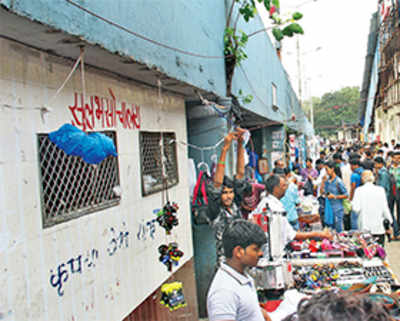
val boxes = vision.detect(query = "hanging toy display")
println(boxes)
[158,242,184,271]
[160,281,187,311]
[156,202,179,234]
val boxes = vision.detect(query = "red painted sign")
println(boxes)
[69,88,141,131]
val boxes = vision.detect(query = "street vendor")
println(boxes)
[207,128,250,265]
[249,174,332,258]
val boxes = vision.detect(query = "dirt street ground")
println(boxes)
[386,240,400,279]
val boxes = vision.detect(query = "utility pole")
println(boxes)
[296,37,302,105]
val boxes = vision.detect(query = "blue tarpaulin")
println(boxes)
[49,124,117,164]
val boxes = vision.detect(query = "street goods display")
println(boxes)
[291,258,398,294]
[156,202,179,234]
[287,231,387,260]
[158,242,184,272]
[160,281,187,311]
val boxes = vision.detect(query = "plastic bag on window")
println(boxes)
[49,123,117,164]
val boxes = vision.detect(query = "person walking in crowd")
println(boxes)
[300,158,318,196]
[281,168,301,230]
[314,160,327,226]
[300,158,318,182]
[291,157,301,175]
[320,161,348,232]
[332,153,343,178]
[362,150,375,170]
[207,220,270,321]
[389,151,400,232]
[207,128,249,265]
[317,150,326,165]
[352,170,392,247]
[349,158,364,230]
[375,156,399,239]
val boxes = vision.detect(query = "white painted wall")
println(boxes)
[0,38,193,321]
[375,105,400,144]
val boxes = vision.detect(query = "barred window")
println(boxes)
[38,131,121,228]
[139,132,179,196]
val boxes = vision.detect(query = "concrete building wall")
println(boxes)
[0,0,227,97]
[375,105,400,143]
[0,37,193,321]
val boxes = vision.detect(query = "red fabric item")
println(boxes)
[262,300,283,312]
[192,171,208,205]
[253,213,269,232]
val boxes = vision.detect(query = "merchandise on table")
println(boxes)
[291,258,399,294]
[287,230,387,260]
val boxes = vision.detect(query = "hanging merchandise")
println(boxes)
[156,132,180,234]
[191,170,210,225]
[156,202,179,234]
[160,281,187,311]
[158,242,184,271]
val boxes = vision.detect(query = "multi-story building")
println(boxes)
[361,0,400,143]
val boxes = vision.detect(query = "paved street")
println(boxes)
[386,240,400,279]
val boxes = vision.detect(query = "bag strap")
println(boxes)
[192,170,204,205]
[200,174,208,205]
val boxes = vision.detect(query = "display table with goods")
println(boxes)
[250,210,400,320]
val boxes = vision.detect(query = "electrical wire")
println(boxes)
[65,0,227,60]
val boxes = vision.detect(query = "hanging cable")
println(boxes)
[65,0,228,60]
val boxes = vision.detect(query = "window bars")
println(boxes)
[38,131,121,228]
[139,132,179,196]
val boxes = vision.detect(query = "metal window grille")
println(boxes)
[139,132,179,196]
[37,131,121,228]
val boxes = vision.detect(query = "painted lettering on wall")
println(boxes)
[49,249,99,296]
[106,222,130,256]
[69,88,141,131]
[137,210,159,241]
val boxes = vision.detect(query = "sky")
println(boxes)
[271,0,378,99]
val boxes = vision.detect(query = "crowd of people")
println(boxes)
[204,128,399,321]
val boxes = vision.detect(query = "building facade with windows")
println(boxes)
[0,1,312,320]
[0,37,197,321]
[361,1,400,143]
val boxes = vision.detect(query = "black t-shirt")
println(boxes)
[362,159,375,170]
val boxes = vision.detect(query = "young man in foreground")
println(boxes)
[207,220,270,321]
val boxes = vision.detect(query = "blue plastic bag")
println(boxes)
[48,124,117,164]
[324,198,334,227]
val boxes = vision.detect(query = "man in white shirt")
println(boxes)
[352,170,393,246]
[207,220,270,321]
[249,175,332,258]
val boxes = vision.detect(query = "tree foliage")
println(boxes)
[225,0,304,96]
[311,86,361,138]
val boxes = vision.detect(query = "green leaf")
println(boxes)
[282,25,294,37]
[292,12,303,20]
[264,0,271,11]
[272,0,280,9]
[244,94,253,104]
[272,27,284,41]
[240,32,249,43]
[288,23,304,34]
